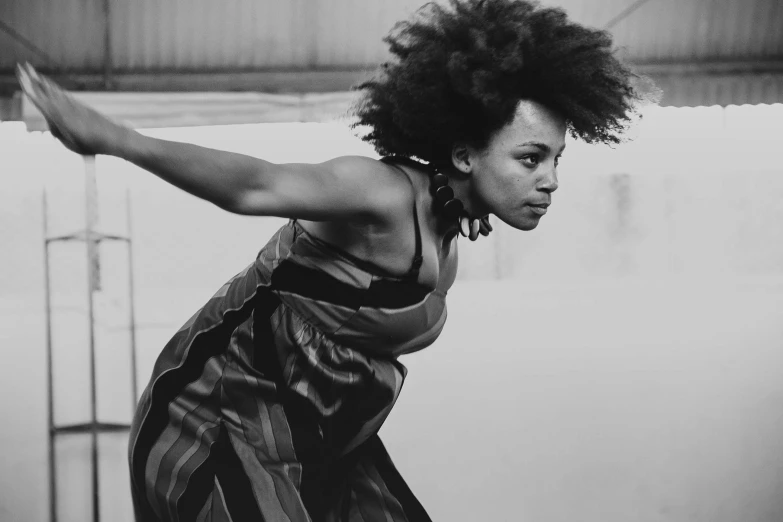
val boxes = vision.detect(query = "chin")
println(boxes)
[516,222,540,231]
[497,214,541,231]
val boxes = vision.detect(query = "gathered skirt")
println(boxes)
[127,264,432,522]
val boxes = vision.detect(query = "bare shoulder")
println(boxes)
[324,155,410,191]
[240,154,412,222]
[321,155,415,222]
[296,156,418,266]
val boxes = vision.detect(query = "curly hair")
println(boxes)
[351,0,644,167]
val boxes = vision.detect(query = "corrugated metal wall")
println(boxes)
[561,0,783,62]
[1,0,782,106]
[1,0,422,70]
[0,0,106,70]
[112,0,310,69]
[3,0,781,70]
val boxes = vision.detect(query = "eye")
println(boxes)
[520,154,540,167]
[554,154,562,167]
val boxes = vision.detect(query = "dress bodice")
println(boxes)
[261,220,450,357]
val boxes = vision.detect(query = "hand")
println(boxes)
[16,63,130,155]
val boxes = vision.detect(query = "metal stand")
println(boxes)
[43,155,138,522]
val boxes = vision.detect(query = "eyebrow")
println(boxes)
[517,141,566,154]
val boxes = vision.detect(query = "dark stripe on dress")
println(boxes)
[250,287,283,376]
[215,423,266,521]
[176,425,222,522]
[252,290,332,520]
[365,279,431,310]
[157,374,223,519]
[223,320,310,519]
[131,289,261,515]
[272,259,432,311]
[366,436,432,522]
[271,260,365,310]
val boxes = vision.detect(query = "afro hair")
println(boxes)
[351,0,645,167]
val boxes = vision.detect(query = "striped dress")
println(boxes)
[128,175,452,521]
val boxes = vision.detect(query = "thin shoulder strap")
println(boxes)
[407,197,424,279]
[381,157,423,280]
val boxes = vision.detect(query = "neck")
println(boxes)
[387,156,486,241]
[438,164,485,219]
[393,158,457,240]
[434,162,489,223]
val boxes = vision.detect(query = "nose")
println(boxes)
[538,166,558,194]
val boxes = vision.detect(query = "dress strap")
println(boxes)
[381,157,424,280]
[407,199,424,279]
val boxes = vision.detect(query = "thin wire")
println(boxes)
[0,19,60,68]
[603,0,657,30]
[0,19,84,88]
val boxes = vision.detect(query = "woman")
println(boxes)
[18,0,642,520]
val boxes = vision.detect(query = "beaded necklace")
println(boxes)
[386,156,492,241]
[428,165,493,241]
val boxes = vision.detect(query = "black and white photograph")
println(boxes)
[1,1,782,521]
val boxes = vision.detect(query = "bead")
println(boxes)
[425,166,491,238]
[469,218,480,241]
[429,173,449,197]
[459,216,469,237]
[434,185,454,207]
[442,198,463,219]
[481,216,493,232]
[431,173,449,188]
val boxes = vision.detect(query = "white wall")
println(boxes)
[1,105,782,521]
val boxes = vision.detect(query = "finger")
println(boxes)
[25,64,72,125]
[26,62,40,81]
[19,74,64,137]
[25,62,44,86]
[18,67,50,117]
[479,220,490,236]
[28,65,82,119]
[22,63,39,91]
[29,65,59,98]
[17,64,37,100]
[19,64,48,106]
[26,63,55,99]
[20,71,59,129]
[15,63,26,87]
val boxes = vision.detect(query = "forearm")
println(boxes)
[110,129,270,211]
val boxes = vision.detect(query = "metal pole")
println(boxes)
[603,0,656,29]
[43,190,57,522]
[102,0,113,90]
[126,188,139,408]
[84,155,100,522]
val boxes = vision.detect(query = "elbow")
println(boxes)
[216,195,251,215]
[219,189,266,216]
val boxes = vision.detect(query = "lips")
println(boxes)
[528,202,549,215]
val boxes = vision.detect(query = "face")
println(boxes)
[461,99,567,231]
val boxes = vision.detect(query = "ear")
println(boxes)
[450,143,473,179]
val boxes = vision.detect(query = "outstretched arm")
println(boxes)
[16,63,405,222]
[115,133,395,220]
